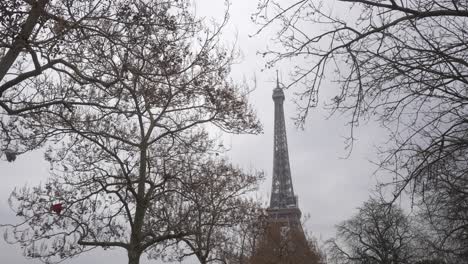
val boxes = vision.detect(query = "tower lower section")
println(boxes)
[251,207,321,264]
[266,207,302,227]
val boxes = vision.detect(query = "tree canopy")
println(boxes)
[327,198,416,264]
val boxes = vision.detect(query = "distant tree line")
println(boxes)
[327,198,457,264]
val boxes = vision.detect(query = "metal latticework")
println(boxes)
[249,77,313,264]
[268,78,302,228]
[270,82,297,209]
[247,77,315,264]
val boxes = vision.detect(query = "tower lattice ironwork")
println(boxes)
[267,76,302,227]
[249,75,318,264]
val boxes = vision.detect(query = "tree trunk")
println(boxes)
[127,147,147,264]
[128,250,140,264]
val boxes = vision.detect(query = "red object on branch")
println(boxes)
[50,203,63,215]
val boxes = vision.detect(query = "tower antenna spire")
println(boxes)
[276,70,280,89]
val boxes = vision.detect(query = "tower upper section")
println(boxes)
[269,78,297,209]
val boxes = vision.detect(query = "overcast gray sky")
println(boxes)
[0,1,385,263]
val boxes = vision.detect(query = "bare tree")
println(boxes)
[2,0,241,159]
[153,162,263,264]
[251,222,324,264]
[0,0,122,107]
[327,198,417,264]
[5,141,262,264]
[1,0,124,157]
[185,205,325,264]
[412,149,468,263]
[253,1,468,260]
[2,1,262,264]
[215,202,267,264]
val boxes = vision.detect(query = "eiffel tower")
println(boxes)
[266,74,302,228]
[250,75,320,264]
